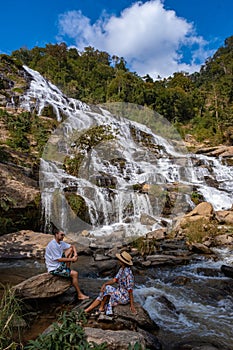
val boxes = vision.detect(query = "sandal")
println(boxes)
[98,313,114,321]
[91,309,104,316]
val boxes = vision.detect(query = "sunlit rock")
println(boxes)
[13,272,72,298]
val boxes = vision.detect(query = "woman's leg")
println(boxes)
[99,296,109,312]
[84,299,101,313]
[105,289,125,315]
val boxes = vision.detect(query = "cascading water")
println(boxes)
[0,65,227,350]
[19,66,233,238]
[134,247,233,349]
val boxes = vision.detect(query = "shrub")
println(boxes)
[184,218,219,243]
[25,310,107,350]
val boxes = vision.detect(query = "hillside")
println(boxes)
[0,37,233,235]
[9,35,233,145]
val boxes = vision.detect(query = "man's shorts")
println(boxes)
[50,262,71,278]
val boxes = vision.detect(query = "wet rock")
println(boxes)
[137,328,162,350]
[196,267,221,278]
[190,243,213,254]
[160,239,188,251]
[173,340,227,350]
[145,254,191,266]
[90,259,118,277]
[140,213,157,226]
[172,276,191,285]
[94,253,112,261]
[113,303,158,332]
[141,260,152,267]
[221,265,233,278]
[156,295,178,313]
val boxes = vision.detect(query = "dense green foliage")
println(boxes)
[25,310,107,350]
[10,36,233,145]
[0,109,58,155]
[0,285,24,349]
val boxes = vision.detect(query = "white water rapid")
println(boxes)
[19,66,233,239]
[134,247,233,349]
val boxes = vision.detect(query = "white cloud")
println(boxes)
[58,0,210,78]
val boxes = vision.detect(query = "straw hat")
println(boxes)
[116,251,133,266]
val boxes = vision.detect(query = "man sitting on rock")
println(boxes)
[45,228,89,300]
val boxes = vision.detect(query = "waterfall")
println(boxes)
[20,66,233,236]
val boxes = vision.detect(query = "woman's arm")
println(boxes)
[100,278,117,292]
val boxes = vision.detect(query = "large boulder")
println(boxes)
[84,328,147,350]
[221,265,233,278]
[74,302,161,350]
[13,272,72,298]
[216,210,233,225]
[0,230,83,259]
[185,202,214,218]
[195,145,233,157]
[41,301,161,349]
[173,202,214,233]
[0,230,51,259]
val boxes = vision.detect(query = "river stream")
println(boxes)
[0,248,233,349]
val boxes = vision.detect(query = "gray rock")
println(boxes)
[190,243,212,254]
[112,303,158,332]
[13,272,71,298]
[80,303,161,349]
[84,327,146,350]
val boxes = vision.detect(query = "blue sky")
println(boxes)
[1,0,232,78]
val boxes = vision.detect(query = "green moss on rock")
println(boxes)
[64,124,116,177]
[65,193,90,223]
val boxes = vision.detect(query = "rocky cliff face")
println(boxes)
[0,56,56,234]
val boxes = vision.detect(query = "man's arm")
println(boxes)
[71,244,78,257]
[59,244,78,263]
[58,253,78,263]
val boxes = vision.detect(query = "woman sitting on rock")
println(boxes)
[85,251,137,316]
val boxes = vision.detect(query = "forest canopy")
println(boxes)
[7,35,233,145]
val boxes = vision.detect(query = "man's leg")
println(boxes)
[64,247,74,268]
[70,270,89,300]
